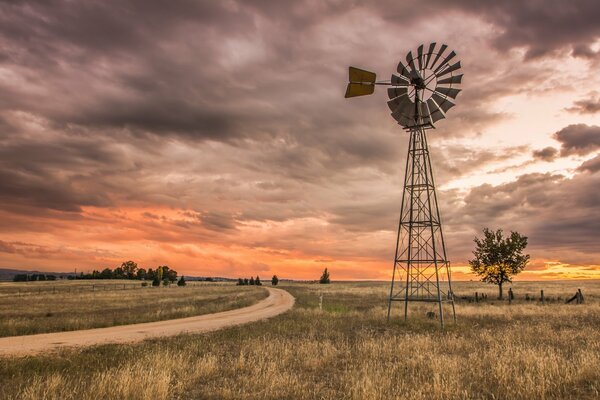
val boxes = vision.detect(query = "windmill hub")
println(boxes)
[345,43,461,328]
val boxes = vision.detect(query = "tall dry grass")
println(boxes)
[1,281,599,399]
[0,280,267,337]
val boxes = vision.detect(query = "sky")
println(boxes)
[0,0,599,280]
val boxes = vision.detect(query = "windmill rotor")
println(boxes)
[345,43,462,129]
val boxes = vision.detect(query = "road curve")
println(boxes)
[0,287,294,357]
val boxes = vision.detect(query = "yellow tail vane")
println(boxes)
[345,82,375,98]
[345,67,377,98]
[348,66,376,84]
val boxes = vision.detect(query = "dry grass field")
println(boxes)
[1,280,599,399]
[0,280,267,337]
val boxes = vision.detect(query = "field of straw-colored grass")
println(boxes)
[0,280,267,337]
[1,280,599,399]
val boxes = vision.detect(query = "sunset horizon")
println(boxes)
[1,1,600,282]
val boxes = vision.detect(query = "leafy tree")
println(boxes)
[469,228,530,299]
[255,276,262,286]
[113,267,125,279]
[249,276,255,285]
[244,278,249,285]
[237,278,244,286]
[271,275,279,286]
[100,268,113,279]
[121,261,138,279]
[166,269,178,282]
[177,276,186,286]
[136,268,147,280]
[319,268,330,284]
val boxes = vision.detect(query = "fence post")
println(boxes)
[508,288,513,304]
[540,290,545,304]
[475,292,479,303]
[319,292,323,311]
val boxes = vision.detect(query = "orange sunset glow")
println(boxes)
[1,2,600,280]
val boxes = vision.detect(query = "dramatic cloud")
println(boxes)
[554,124,600,156]
[532,146,559,162]
[566,92,600,114]
[0,1,599,279]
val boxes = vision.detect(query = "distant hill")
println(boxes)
[0,268,74,281]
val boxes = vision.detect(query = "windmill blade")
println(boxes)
[429,44,448,70]
[427,98,446,123]
[417,44,424,70]
[431,92,455,113]
[406,51,417,72]
[437,74,463,86]
[391,74,409,86]
[345,83,375,98]
[436,61,461,79]
[388,86,408,100]
[424,42,436,68]
[397,61,411,80]
[434,50,457,73]
[435,86,461,99]
[389,95,414,115]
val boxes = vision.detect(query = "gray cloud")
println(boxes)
[566,92,600,114]
[577,154,600,173]
[554,124,600,156]
[0,0,599,273]
[532,146,559,161]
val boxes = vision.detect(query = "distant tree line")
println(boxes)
[19,261,183,286]
[13,274,57,282]
[237,276,262,286]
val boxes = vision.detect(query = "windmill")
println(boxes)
[345,43,461,327]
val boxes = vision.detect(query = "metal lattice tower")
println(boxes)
[345,42,460,327]
[387,123,455,327]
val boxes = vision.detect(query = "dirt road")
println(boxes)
[0,287,294,357]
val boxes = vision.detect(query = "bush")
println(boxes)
[152,277,161,287]
[255,276,262,286]
[177,276,186,286]
[271,275,279,286]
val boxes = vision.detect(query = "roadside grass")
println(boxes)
[1,281,599,399]
[0,281,267,337]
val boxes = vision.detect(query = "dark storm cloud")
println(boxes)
[438,0,600,59]
[452,169,600,263]
[566,92,600,114]
[532,146,558,161]
[0,0,599,273]
[554,124,600,156]
[577,154,600,173]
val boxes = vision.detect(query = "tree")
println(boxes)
[244,278,249,285]
[136,268,147,280]
[271,275,279,286]
[249,276,255,285]
[237,278,244,286]
[469,228,530,299]
[152,276,161,287]
[121,261,138,279]
[255,276,262,286]
[113,267,125,279]
[177,276,186,286]
[100,268,113,279]
[319,268,330,284]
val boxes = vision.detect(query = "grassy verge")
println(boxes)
[0,281,268,337]
[1,281,599,399]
